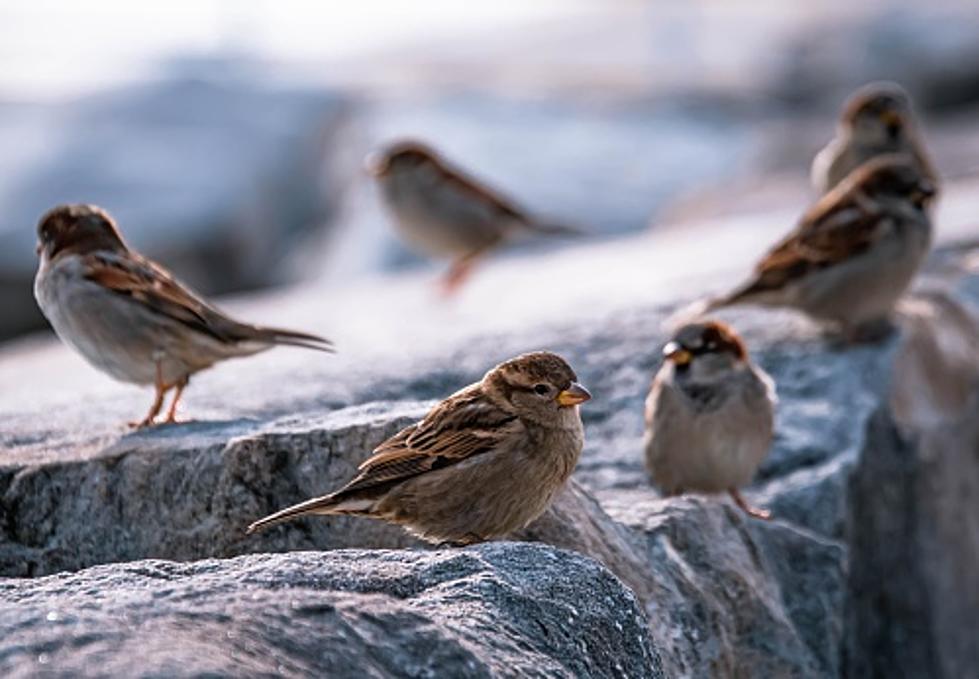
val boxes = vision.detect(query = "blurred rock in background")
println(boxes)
[0,59,358,340]
[3,1,979,343]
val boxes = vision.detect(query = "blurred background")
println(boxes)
[2,0,979,342]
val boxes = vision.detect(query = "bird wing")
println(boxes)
[736,192,887,296]
[334,385,522,497]
[81,250,240,342]
[439,162,531,223]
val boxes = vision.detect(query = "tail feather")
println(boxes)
[246,494,343,535]
[662,287,751,331]
[253,326,335,353]
[525,219,587,238]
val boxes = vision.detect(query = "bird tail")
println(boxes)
[662,289,745,330]
[251,326,335,353]
[246,493,372,535]
[526,219,587,238]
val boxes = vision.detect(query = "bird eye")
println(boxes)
[533,384,550,395]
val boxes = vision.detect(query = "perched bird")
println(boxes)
[367,140,579,293]
[247,351,591,545]
[33,204,333,428]
[644,321,776,519]
[707,154,935,340]
[812,81,936,195]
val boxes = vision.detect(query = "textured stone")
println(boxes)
[0,545,662,679]
[845,289,979,678]
[1,212,977,677]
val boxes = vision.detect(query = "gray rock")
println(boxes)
[0,544,662,679]
[598,491,844,677]
[845,288,979,678]
[0,403,431,578]
[1,215,977,676]
[774,6,979,112]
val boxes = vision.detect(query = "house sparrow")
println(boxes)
[644,320,775,519]
[247,351,591,545]
[811,81,936,195]
[707,154,935,339]
[367,140,579,293]
[33,204,333,428]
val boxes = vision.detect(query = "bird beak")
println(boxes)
[912,180,936,207]
[556,382,591,407]
[663,341,693,366]
[364,151,388,177]
[880,110,903,135]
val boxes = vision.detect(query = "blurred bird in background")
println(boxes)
[811,81,937,196]
[367,140,581,294]
[706,154,935,341]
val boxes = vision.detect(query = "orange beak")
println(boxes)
[663,341,692,366]
[556,382,591,407]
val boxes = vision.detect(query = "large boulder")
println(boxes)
[1,204,977,676]
[0,544,662,678]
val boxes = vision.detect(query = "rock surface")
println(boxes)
[845,286,979,679]
[1,208,977,677]
[0,544,661,678]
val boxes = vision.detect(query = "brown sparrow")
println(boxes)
[645,321,775,519]
[247,351,591,545]
[33,204,333,428]
[366,140,579,293]
[811,81,936,195]
[708,154,935,339]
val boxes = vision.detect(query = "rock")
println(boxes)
[0,544,662,678]
[1,205,977,676]
[598,492,845,677]
[0,64,358,340]
[845,288,979,678]
[774,6,979,113]
[0,403,431,578]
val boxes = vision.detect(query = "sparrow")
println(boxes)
[247,351,591,545]
[366,140,579,293]
[644,320,776,519]
[811,81,936,195]
[707,154,935,339]
[33,204,333,428]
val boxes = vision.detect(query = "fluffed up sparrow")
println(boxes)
[707,154,935,339]
[366,139,580,293]
[247,351,591,545]
[811,81,936,196]
[33,204,333,428]
[645,320,775,519]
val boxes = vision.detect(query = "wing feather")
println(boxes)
[733,190,887,297]
[335,385,521,498]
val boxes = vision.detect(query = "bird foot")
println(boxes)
[833,318,896,345]
[743,506,772,520]
[729,488,771,520]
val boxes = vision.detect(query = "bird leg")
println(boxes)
[438,252,482,296]
[729,488,771,520]
[164,375,189,424]
[842,318,896,344]
[434,533,484,548]
[130,362,168,429]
